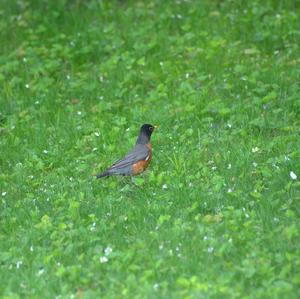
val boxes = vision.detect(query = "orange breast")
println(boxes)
[132,143,152,175]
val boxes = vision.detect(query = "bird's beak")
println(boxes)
[154,125,159,130]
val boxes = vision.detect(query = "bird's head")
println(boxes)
[136,124,158,144]
[140,124,157,137]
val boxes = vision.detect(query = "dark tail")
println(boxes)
[96,171,110,179]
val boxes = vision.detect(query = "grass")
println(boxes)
[1,0,300,298]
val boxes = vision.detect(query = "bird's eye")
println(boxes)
[150,126,154,131]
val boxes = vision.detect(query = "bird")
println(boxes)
[96,124,157,178]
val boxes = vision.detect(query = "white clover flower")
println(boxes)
[162,184,168,190]
[153,283,159,290]
[100,256,108,263]
[290,171,297,180]
[2,192,6,196]
[77,111,82,115]
[25,84,29,89]
[207,247,214,253]
[43,150,48,154]
[227,163,232,169]
[104,247,112,256]
[90,222,96,232]
[16,261,23,269]
[94,132,100,137]
[252,147,259,153]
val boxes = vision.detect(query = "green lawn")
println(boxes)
[1,0,300,298]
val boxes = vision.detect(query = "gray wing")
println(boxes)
[107,144,150,175]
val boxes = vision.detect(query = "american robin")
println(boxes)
[96,124,157,178]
